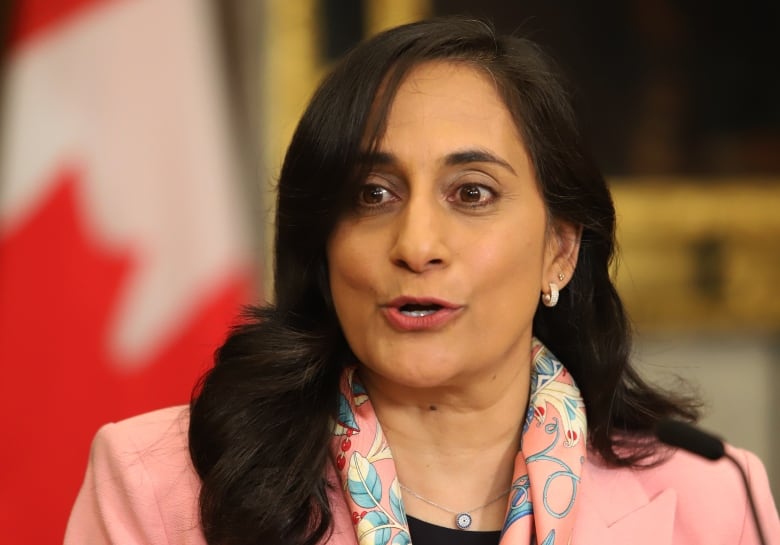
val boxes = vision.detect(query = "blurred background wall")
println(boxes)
[1,0,776,541]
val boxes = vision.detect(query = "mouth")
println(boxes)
[382,297,462,331]
[386,296,459,312]
[398,302,444,317]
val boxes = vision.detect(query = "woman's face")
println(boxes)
[327,61,578,390]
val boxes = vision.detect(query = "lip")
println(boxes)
[381,296,464,331]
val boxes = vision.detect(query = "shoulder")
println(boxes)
[89,406,198,504]
[631,443,768,490]
[92,405,193,465]
[65,406,206,545]
[578,444,779,545]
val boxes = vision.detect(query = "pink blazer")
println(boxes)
[64,406,779,544]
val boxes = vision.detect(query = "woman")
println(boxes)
[65,18,778,545]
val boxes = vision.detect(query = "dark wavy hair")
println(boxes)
[189,17,698,545]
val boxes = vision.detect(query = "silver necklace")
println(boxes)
[398,482,510,530]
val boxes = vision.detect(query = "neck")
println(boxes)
[358,354,531,530]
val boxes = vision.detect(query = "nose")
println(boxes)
[389,194,451,273]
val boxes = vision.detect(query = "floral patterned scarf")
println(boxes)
[330,338,587,545]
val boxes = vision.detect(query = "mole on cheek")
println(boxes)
[429,405,438,411]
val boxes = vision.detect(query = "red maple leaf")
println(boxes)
[0,167,254,542]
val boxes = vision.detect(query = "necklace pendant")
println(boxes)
[455,513,472,530]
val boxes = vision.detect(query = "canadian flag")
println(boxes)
[0,1,256,541]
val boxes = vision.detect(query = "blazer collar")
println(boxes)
[574,458,677,545]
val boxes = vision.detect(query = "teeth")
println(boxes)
[400,309,437,317]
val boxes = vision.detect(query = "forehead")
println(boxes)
[387,61,505,119]
[373,61,529,166]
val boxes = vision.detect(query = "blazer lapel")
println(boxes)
[574,459,677,545]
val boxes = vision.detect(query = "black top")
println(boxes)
[407,515,502,545]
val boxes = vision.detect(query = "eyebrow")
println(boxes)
[359,148,517,176]
[445,149,517,175]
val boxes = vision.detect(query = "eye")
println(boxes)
[357,183,397,208]
[453,183,496,207]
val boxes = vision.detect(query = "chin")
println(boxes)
[362,351,472,390]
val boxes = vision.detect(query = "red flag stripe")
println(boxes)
[9,0,110,48]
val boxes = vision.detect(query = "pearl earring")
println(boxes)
[542,283,560,307]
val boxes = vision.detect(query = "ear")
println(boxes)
[542,220,582,291]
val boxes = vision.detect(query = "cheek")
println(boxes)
[470,230,546,304]
[327,232,384,365]
[327,230,377,319]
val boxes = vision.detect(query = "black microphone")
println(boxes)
[655,418,725,460]
[655,418,767,545]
